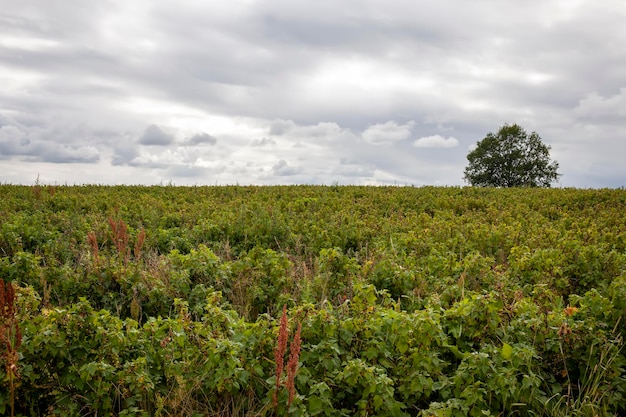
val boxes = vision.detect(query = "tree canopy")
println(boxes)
[463,124,560,187]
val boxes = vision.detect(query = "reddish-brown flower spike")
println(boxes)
[273,304,289,408]
[8,283,15,318]
[0,280,5,319]
[107,217,117,238]
[87,232,99,263]
[1,281,15,319]
[0,281,21,361]
[14,326,21,350]
[286,321,302,407]
[108,218,129,255]
[119,221,128,253]
[134,228,146,260]
[1,281,21,417]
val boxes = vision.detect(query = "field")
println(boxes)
[1,185,625,416]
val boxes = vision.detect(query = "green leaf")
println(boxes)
[308,395,324,415]
[396,340,408,354]
[501,343,513,360]
[373,394,384,409]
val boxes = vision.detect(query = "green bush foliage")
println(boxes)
[0,185,625,416]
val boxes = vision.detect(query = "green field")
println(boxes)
[1,185,624,416]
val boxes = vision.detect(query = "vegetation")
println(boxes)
[1,184,624,416]
[464,124,561,187]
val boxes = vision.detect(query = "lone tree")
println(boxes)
[463,124,560,187]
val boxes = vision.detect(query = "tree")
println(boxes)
[463,124,560,187]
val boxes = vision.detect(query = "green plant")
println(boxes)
[0,185,625,416]
[544,333,624,416]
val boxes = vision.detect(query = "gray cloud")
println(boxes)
[269,120,295,136]
[0,120,101,164]
[251,137,276,146]
[1,0,625,186]
[574,89,626,124]
[165,164,211,178]
[138,125,175,146]
[186,132,217,145]
[112,145,140,166]
[272,159,301,176]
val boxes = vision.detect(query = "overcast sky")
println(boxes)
[1,0,625,187]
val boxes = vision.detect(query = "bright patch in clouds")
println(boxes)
[362,121,415,145]
[413,135,459,148]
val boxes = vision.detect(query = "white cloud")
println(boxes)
[413,135,459,148]
[362,121,415,145]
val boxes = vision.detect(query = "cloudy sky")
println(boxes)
[1,0,625,187]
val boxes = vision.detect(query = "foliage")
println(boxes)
[0,184,625,416]
[464,124,560,187]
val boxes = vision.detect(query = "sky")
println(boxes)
[1,0,625,187]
